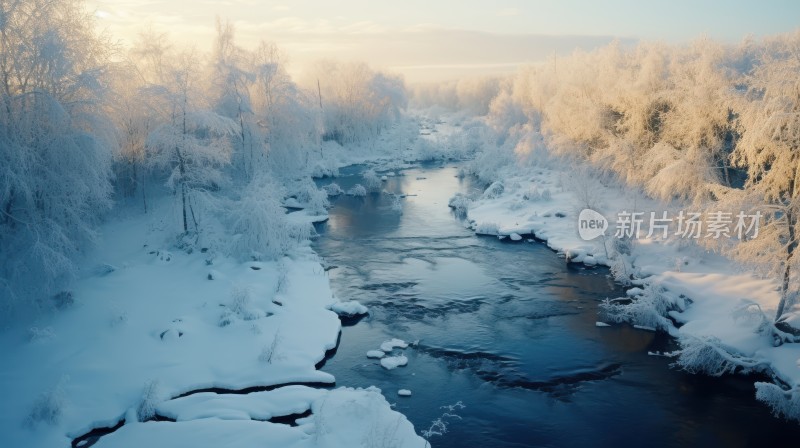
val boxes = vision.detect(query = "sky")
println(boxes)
[87,0,800,83]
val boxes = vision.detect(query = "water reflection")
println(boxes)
[313,164,800,448]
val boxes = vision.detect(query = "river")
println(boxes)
[313,163,799,448]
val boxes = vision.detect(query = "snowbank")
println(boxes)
[463,160,800,420]
[94,387,425,448]
[0,198,422,447]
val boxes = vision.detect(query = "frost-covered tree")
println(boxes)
[253,42,319,176]
[226,175,309,260]
[210,19,263,181]
[729,32,800,325]
[0,0,114,305]
[145,49,236,234]
[311,61,407,144]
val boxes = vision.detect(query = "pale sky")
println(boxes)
[88,0,800,83]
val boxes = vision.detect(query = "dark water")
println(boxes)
[313,164,799,448]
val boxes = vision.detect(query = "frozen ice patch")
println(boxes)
[380,338,409,352]
[380,355,408,370]
[367,350,386,359]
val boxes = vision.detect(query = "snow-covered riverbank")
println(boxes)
[460,159,800,420]
[0,193,425,447]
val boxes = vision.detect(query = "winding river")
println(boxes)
[314,163,800,448]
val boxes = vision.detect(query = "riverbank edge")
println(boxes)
[461,161,800,422]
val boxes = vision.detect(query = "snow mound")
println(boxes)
[481,181,504,199]
[329,300,368,317]
[367,350,385,359]
[282,197,304,209]
[380,338,409,352]
[380,355,408,370]
[95,387,426,448]
[474,221,500,236]
[509,233,522,241]
[398,389,412,397]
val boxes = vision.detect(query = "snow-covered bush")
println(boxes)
[225,176,307,260]
[26,380,67,427]
[362,169,383,192]
[671,334,765,376]
[259,331,282,364]
[755,383,800,421]
[229,287,254,318]
[323,182,344,197]
[276,260,290,294]
[310,157,341,179]
[290,180,330,214]
[600,283,680,331]
[137,380,164,422]
[523,186,551,202]
[609,255,634,286]
[347,184,368,197]
[415,138,441,161]
[481,181,505,199]
[228,285,268,321]
[448,193,471,217]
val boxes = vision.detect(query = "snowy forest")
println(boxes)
[0,0,406,308]
[3,0,800,446]
[416,33,800,330]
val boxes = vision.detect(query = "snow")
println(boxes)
[93,387,425,448]
[328,300,369,317]
[0,197,422,447]
[366,350,386,359]
[380,338,409,352]
[398,389,412,397]
[283,197,305,209]
[285,209,329,225]
[509,232,522,241]
[156,386,325,422]
[380,355,409,370]
[461,148,800,420]
[595,322,611,327]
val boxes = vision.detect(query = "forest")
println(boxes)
[415,32,800,334]
[0,0,407,310]
[2,1,800,444]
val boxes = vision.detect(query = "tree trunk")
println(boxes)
[176,146,188,234]
[181,182,188,234]
[776,209,797,321]
[141,165,148,214]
